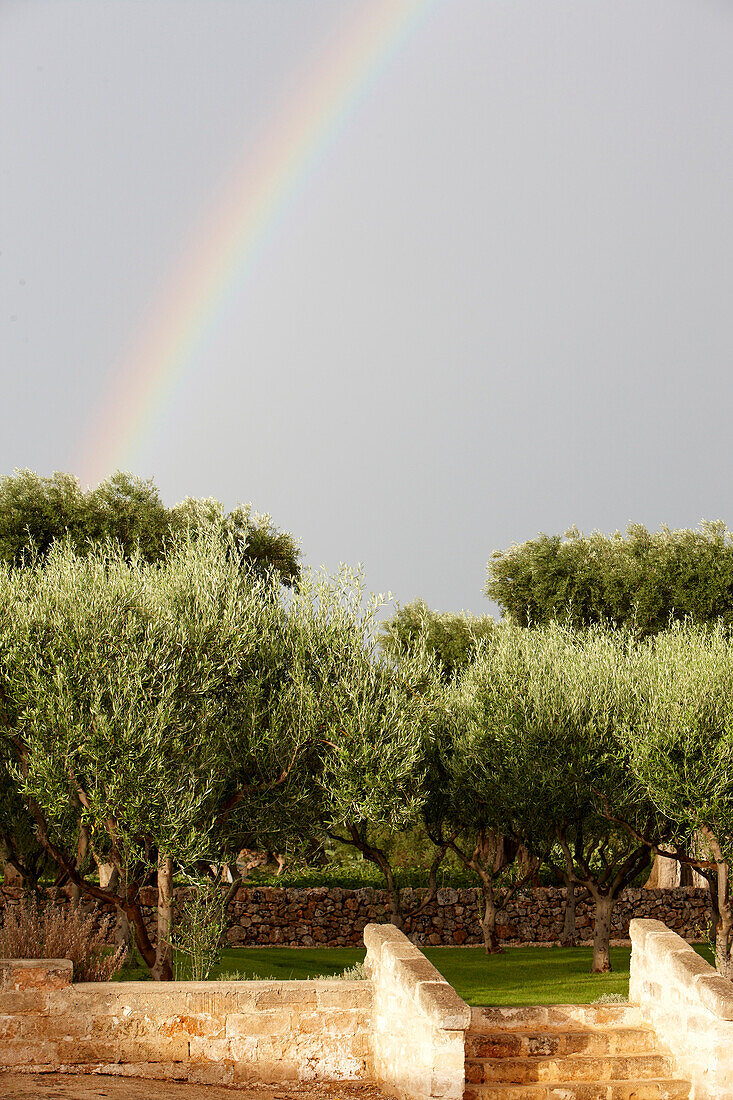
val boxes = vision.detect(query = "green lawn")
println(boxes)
[117,943,713,1004]
[210,944,632,1005]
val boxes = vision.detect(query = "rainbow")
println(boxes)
[77,0,435,486]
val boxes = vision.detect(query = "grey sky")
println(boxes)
[2,0,733,616]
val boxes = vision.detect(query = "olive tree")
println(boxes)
[0,535,313,979]
[0,469,301,586]
[284,570,447,929]
[620,625,733,974]
[453,624,665,971]
[486,521,733,637]
[380,599,494,681]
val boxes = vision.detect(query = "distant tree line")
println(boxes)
[485,521,733,636]
[0,469,300,586]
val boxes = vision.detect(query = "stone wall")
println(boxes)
[630,918,733,1099]
[0,958,373,1088]
[164,884,713,947]
[0,883,711,947]
[0,934,471,1099]
[364,923,469,1100]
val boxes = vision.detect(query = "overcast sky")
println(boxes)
[2,0,733,615]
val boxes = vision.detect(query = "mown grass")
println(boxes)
[206,944,633,1004]
[115,942,714,1004]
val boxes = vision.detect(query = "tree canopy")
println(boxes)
[0,469,300,586]
[485,522,733,636]
[450,622,662,969]
[622,624,733,973]
[0,536,312,977]
[380,598,494,680]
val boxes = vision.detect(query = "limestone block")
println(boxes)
[0,1015,20,1039]
[225,1010,292,1037]
[391,955,447,994]
[0,959,73,991]
[629,918,671,948]
[228,1035,258,1061]
[255,982,317,1007]
[188,1035,231,1062]
[19,1013,89,1040]
[187,1061,236,1085]
[666,945,716,987]
[295,1009,362,1035]
[643,930,692,968]
[697,973,733,1020]
[417,981,471,1031]
[363,922,407,963]
[316,981,372,1009]
[156,1012,227,1039]
[0,1039,63,1066]
[0,990,49,1015]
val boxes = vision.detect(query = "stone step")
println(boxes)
[464,1079,691,1100]
[467,1053,674,1085]
[466,1026,658,1060]
[470,1005,645,1032]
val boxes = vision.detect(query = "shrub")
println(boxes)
[0,897,127,981]
[171,879,228,981]
[317,961,368,980]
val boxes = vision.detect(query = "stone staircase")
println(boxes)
[464,1004,691,1100]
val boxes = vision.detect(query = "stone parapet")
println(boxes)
[0,977,373,1087]
[630,917,733,1099]
[364,922,470,1100]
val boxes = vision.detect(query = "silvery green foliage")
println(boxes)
[625,624,733,854]
[380,598,495,682]
[449,622,662,968]
[0,469,300,586]
[622,624,733,970]
[0,539,443,973]
[486,521,733,638]
[278,569,447,927]
[453,621,660,853]
[0,534,293,871]
[0,532,316,978]
[285,567,443,835]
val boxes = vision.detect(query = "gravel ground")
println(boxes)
[0,1075,389,1100]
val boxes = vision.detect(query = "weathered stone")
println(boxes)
[365,923,469,1100]
[0,959,73,991]
[0,970,377,1089]
[630,917,733,1098]
[417,981,471,1031]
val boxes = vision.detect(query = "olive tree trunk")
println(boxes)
[590,892,613,973]
[152,852,174,981]
[560,883,578,947]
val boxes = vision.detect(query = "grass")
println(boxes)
[115,942,716,1004]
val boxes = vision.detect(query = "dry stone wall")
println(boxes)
[0,884,711,947]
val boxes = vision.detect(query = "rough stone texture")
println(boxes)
[364,922,470,1100]
[0,934,470,1100]
[0,959,73,991]
[0,978,373,1088]
[0,884,711,948]
[630,917,733,1099]
[465,1004,692,1098]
